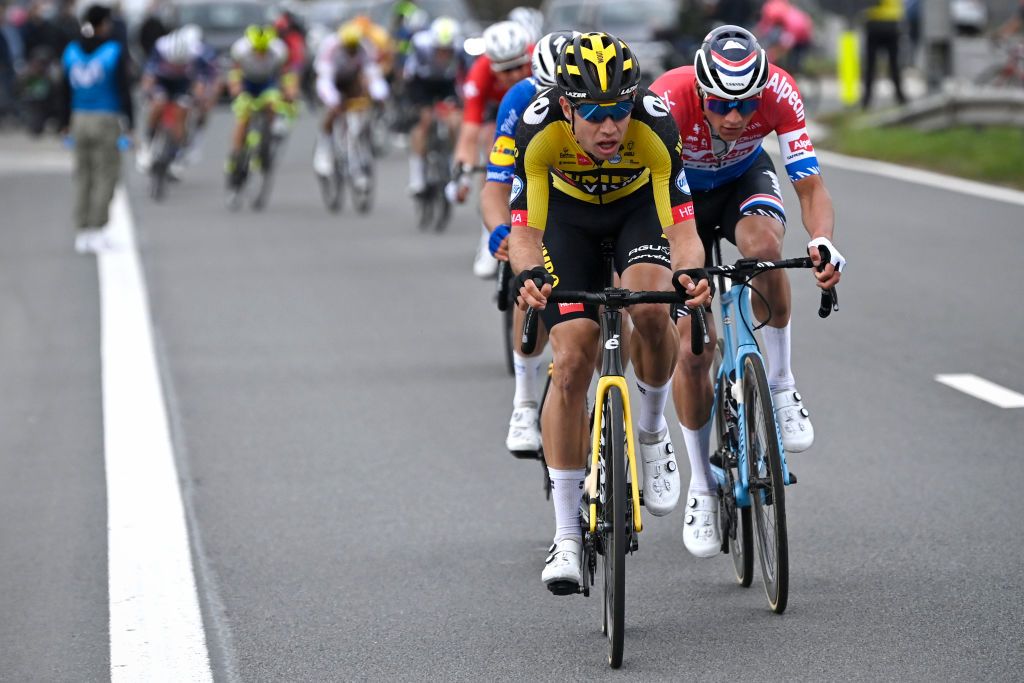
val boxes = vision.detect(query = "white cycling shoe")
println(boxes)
[542,537,582,594]
[639,428,680,516]
[313,141,334,177]
[772,388,814,453]
[473,227,498,278]
[682,492,721,558]
[506,403,541,454]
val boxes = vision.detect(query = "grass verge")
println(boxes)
[817,114,1024,190]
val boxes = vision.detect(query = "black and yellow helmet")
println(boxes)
[556,32,640,102]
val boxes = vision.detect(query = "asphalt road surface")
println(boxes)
[1,111,1022,681]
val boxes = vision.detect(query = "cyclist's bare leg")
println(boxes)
[231,113,250,156]
[410,106,431,156]
[619,263,678,387]
[542,319,600,470]
[735,214,790,326]
[673,313,716,429]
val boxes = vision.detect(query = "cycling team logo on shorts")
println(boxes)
[511,175,524,203]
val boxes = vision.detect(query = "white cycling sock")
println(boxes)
[636,379,670,438]
[762,321,795,392]
[512,352,544,408]
[549,467,586,542]
[681,417,717,495]
[408,154,425,189]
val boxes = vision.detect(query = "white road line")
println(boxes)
[100,188,213,681]
[816,149,1024,208]
[935,374,1024,409]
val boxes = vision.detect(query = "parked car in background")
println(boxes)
[541,0,677,79]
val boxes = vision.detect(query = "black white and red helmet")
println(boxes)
[694,25,769,99]
[531,30,579,88]
[483,20,531,72]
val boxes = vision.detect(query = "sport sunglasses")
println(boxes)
[573,99,635,122]
[704,95,761,116]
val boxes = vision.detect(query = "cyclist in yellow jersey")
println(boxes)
[509,32,712,593]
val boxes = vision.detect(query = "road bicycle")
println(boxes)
[414,99,458,232]
[226,97,292,212]
[521,239,696,668]
[317,97,375,214]
[148,99,190,202]
[684,240,837,614]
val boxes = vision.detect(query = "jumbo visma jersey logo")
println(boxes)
[489,135,516,167]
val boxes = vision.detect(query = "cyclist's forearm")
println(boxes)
[665,220,706,271]
[509,224,544,274]
[480,181,512,232]
[454,121,480,168]
[794,175,835,241]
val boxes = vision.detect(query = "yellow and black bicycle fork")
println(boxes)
[584,309,644,535]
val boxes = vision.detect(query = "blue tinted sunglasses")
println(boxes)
[705,95,760,116]
[574,99,635,122]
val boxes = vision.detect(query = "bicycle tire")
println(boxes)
[149,133,169,202]
[600,386,627,669]
[743,353,788,614]
[714,340,753,587]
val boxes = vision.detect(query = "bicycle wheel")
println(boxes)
[149,133,170,202]
[713,340,753,587]
[743,353,788,613]
[600,386,627,669]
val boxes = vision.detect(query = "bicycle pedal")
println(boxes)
[787,470,797,485]
[546,580,581,596]
[509,449,540,460]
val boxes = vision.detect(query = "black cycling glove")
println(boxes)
[512,266,554,306]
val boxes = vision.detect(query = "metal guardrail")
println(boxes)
[863,87,1024,129]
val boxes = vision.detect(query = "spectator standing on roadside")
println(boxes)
[861,0,906,108]
[59,3,134,253]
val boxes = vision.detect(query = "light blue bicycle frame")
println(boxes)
[710,276,794,508]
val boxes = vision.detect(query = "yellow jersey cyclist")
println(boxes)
[312,22,390,178]
[509,32,712,592]
[225,25,298,186]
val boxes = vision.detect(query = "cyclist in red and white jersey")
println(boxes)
[455,21,533,278]
[650,26,845,558]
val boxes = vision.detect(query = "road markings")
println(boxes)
[935,374,1024,409]
[100,188,213,681]
[815,149,1024,208]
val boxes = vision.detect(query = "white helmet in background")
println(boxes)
[430,16,460,48]
[483,20,531,72]
[531,30,578,88]
[406,8,430,34]
[158,27,198,65]
[508,6,544,43]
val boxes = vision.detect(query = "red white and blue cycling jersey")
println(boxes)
[485,75,540,184]
[649,65,819,192]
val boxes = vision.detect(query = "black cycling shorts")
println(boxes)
[539,183,671,331]
[406,76,457,106]
[673,150,787,321]
[693,149,787,266]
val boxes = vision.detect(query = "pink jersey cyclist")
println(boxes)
[650,64,819,193]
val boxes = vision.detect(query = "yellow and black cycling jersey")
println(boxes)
[510,87,694,232]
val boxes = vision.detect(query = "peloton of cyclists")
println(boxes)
[649,25,845,556]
